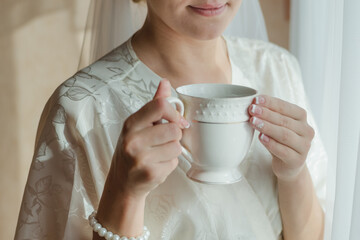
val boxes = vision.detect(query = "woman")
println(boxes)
[15,0,327,239]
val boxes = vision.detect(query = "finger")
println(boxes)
[250,116,310,154]
[152,79,189,127]
[138,141,182,164]
[140,123,183,147]
[125,98,182,132]
[258,133,304,168]
[253,95,307,121]
[153,79,172,99]
[122,123,182,156]
[248,104,308,136]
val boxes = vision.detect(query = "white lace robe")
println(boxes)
[15,37,327,240]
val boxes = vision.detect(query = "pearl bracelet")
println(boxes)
[88,211,150,240]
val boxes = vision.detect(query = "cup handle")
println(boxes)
[166,97,194,171]
[166,97,185,116]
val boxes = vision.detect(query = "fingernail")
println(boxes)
[260,133,270,143]
[255,96,265,104]
[250,105,262,115]
[251,117,264,129]
[180,117,190,129]
[162,78,170,86]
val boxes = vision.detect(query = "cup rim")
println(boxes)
[175,83,257,100]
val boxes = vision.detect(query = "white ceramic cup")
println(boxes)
[167,83,257,184]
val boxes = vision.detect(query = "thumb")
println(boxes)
[153,79,172,99]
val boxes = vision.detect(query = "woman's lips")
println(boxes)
[189,4,227,17]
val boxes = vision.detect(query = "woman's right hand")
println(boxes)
[93,79,188,239]
[111,78,188,198]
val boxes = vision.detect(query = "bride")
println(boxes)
[15,0,327,239]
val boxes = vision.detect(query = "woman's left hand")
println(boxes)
[248,95,315,182]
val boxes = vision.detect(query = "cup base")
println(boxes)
[186,167,242,184]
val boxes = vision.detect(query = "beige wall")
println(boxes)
[0,0,90,239]
[0,0,288,238]
[260,0,290,49]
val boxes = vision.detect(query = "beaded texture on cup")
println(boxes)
[89,211,150,240]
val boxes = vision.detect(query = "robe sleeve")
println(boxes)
[15,85,97,240]
[15,50,142,240]
[280,51,328,210]
[232,37,328,212]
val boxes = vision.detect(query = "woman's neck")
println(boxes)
[132,17,232,88]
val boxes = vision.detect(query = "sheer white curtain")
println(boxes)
[290,0,360,239]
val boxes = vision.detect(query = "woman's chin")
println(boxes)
[180,17,232,40]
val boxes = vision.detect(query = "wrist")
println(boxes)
[96,179,147,236]
[277,164,308,186]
